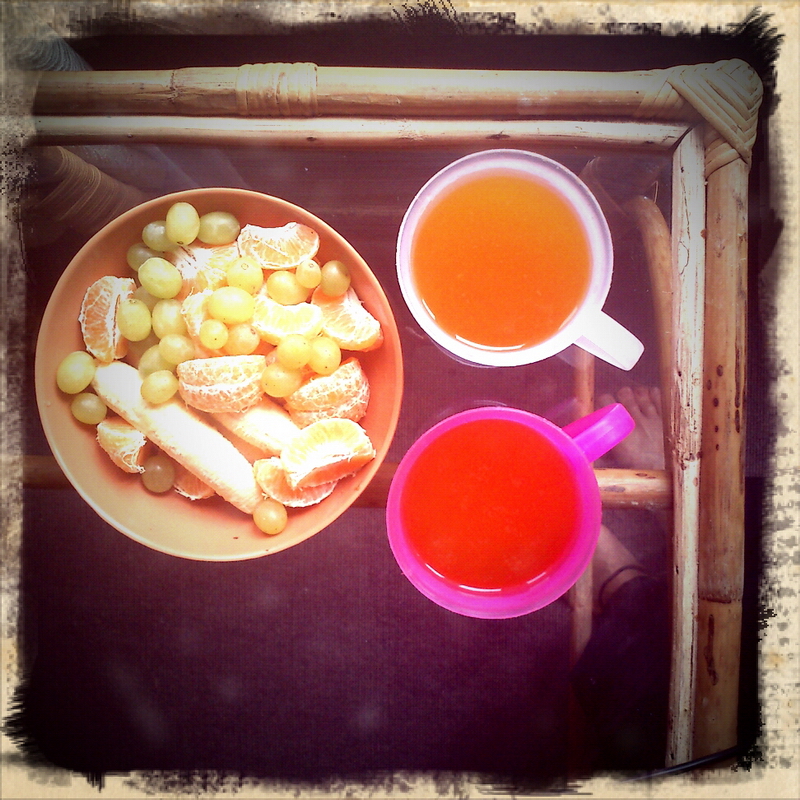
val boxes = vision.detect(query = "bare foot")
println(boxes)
[587,387,666,614]
[598,386,666,471]
[591,525,647,612]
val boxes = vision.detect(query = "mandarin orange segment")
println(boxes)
[181,290,219,358]
[285,357,370,427]
[79,275,137,362]
[237,222,320,270]
[169,242,236,299]
[96,417,151,473]
[176,354,266,413]
[251,294,323,345]
[174,464,216,500]
[311,287,383,351]
[253,457,337,507]
[280,418,376,489]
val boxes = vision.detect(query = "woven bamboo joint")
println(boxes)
[637,59,763,175]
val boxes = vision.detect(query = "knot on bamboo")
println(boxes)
[30,146,146,236]
[637,60,762,174]
[235,62,318,117]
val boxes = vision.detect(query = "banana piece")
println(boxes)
[92,361,262,514]
[213,396,301,456]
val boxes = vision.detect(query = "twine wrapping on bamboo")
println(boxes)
[235,62,317,117]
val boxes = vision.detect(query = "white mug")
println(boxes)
[396,149,644,370]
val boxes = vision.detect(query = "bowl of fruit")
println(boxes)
[35,187,403,560]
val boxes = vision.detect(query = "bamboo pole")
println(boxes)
[31,116,689,150]
[693,156,749,759]
[30,65,690,120]
[22,455,670,510]
[566,346,596,777]
[665,127,707,767]
[626,196,675,458]
[569,345,596,662]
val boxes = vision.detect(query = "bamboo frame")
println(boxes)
[25,60,763,770]
[667,127,707,765]
[31,116,688,150]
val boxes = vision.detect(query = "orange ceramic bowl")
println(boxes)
[35,188,403,561]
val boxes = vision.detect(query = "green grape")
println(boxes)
[127,241,160,271]
[199,318,229,350]
[319,260,351,297]
[226,256,263,294]
[295,259,322,290]
[141,453,176,493]
[276,333,312,370]
[207,286,255,325]
[133,284,160,311]
[138,257,183,299]
[198,211,241,245]
[70,392,107,424]
[117,297,152,342]
[151,298,188,338]
[253,498,288,535]
[266,270,310,305]
[308,336,341,375]
[56,350,96,394]
[158,333,196,365]
[126,331,160,366]
[224,322,260,355]
[165,201,200,246]
[141,369,179,404]
[260,362,304,398]
[138,344,175,376]
[141,220,173,252]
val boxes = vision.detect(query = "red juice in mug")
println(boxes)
[387,404,635,618]
[399,417,581,591]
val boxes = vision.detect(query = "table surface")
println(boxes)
[13,20,770,788]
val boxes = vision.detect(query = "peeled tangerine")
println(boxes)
[284,357,370,427]
[280,418,376,490]
[311,287,383,351]
[168,242,236,299]
[177,354,266,413]
[79,275,136,362]
[253,457,337,507]
[237,222,319,270]
[96,417,150,473]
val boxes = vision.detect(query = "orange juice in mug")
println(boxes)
[396,150,643,369]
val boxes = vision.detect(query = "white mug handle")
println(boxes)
[574,308,644,371]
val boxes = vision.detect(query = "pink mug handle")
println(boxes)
[562,403,635,463]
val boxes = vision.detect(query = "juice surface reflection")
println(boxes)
[400,418,581,590]
[411,172,592,351]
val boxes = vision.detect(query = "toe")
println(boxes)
[598,392,616,408]
[615,386,641,418]
[649,386,663,415]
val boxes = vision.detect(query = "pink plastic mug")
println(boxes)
[386,403,635,619]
